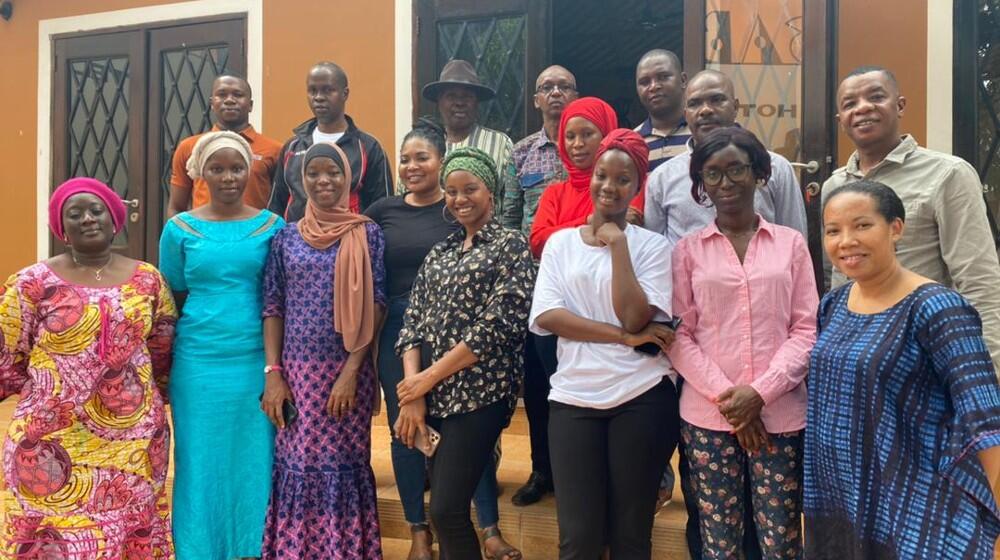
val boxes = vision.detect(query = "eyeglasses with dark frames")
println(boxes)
[700,164,752,186]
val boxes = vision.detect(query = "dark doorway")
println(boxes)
[551,0,684,129]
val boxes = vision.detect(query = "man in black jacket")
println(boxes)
[268,61,392,220]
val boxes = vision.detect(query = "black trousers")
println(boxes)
[524,333,557,478]
[549,379,679,560]
[427,400,508,560]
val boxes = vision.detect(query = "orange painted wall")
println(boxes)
[836,0,927,166]
[0,0,396,277]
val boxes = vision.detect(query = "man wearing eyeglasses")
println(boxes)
[503,65,578,508]
[644,70,806,248]
[634,49,690,172]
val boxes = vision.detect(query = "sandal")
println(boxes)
[481,525,522,560]
[408,523,434,560]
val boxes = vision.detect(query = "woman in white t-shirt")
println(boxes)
[530,128,679,559]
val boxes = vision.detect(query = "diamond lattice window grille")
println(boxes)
[977,0,1000,192]
[437,15,526,140]
[67,56,131,245]
[158,45,230,217]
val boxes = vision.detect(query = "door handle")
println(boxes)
[124,198,140,223]
[789,160,820,174]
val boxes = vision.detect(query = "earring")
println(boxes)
[441,204,457,224]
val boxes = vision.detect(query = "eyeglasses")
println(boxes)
[700,164,752,186]
[536,83,577,95]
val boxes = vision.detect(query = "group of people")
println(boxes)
[0,48,999,560]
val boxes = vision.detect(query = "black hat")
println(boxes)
[422,59,496,102]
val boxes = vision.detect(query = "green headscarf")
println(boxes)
[441,146,498,197]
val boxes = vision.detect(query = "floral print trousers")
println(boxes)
[681,422,803,559]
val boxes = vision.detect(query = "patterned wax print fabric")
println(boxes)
[804,283,1000,560]
[260,222,386,559]
[158,209,284,559]
[0,262,177,558]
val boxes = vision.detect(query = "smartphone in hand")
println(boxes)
[634,317,683,356]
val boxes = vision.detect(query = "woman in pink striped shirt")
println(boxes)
[668,127,817,559]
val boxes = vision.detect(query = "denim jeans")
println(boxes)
[378,295,500,527]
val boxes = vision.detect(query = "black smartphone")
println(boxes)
[634,317,683,356]
[259,394,299,427]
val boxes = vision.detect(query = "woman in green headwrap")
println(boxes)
[393,147,535,560]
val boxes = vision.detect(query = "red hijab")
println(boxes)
[557,97,619,191]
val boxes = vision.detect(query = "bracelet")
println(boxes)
[264,364,284,375]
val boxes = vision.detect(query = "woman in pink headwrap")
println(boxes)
[528,97,646,259]
[0,177,178,557]
[529,130,679,559]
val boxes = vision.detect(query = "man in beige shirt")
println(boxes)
[823,65,1000,373]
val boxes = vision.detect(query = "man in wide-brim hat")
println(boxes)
[423,59,497,146]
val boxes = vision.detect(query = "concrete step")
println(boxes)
[371,402,691,559]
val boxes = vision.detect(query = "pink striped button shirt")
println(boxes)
[668,217,818,433]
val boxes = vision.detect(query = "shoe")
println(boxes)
[511,471,552,506]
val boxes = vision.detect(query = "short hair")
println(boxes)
[213,74,252,97]
[823,179,905,223]
[311,61,349,88]
[843,65,898,91]
[402,116,446,158]
[689,127,772,206]
[636,49,682,72]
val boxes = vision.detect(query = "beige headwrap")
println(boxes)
[185,130,253,180]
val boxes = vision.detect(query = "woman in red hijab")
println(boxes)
[528,97,645,259]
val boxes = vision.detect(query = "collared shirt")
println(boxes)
[634,117,692,171]
[822,134,1000,373]
[668,217,818,433]
[644,139,808,247]
[395,220,535,418]
[170,124,283,209]
[446,125,517,218]
[502,128,565,237]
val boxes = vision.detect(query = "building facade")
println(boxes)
[0,0,995,276]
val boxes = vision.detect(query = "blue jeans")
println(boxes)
[378,295,500,527]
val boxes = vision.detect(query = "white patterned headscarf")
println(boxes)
[185,130,253,180]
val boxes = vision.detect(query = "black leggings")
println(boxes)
[427,400,508,559]
[549,379,679,560]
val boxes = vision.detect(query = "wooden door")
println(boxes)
[414,0,550,142]
[51,17,246,264]
[145,18,246,262]
[52,31,146,258]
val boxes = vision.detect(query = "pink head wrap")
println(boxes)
[49,178,127,240]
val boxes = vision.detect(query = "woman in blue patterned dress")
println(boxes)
[259,142,385,559]
[158,131,285,559]
[805,179,1000,559]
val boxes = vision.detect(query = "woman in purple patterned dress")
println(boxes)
[259,142,386,559]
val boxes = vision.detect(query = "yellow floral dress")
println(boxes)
[0,262,177,559]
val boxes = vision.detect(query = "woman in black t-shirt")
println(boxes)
[364,120,457,560]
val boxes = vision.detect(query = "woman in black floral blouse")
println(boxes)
[395,147,535,560]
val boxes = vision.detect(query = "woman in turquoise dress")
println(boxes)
[158,131,285,559]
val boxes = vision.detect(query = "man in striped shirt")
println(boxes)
[633,49,691,172]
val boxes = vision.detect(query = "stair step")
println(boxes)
[372,423,691,559]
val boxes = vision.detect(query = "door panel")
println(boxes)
[145,18,245,262]
[415,0,548,141]
[697,0,834,289]
[52,31,145,258]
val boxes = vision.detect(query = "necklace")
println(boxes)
[72,252,114,281]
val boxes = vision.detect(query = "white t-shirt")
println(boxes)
[312,129,345,145]
[529,224,676,409]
